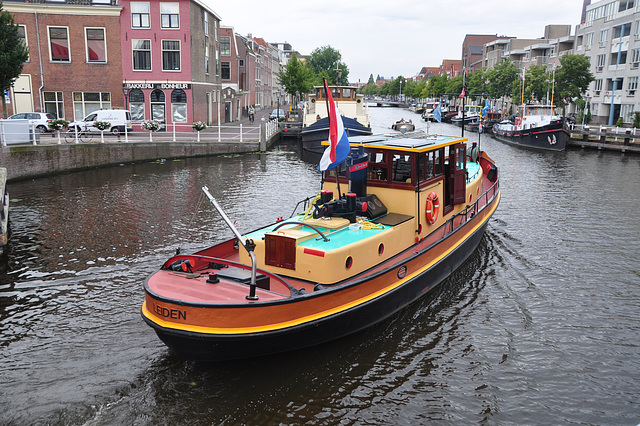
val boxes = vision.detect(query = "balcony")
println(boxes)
[611,36,630,53]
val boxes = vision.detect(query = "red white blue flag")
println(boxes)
[318,79,350,172]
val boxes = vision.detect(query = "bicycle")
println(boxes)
[65,126,94,143]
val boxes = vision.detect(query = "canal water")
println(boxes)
[1,106,639,425]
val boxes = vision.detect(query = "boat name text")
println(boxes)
[154,303,187,320]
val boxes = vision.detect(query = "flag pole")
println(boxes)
[323,77,342,199]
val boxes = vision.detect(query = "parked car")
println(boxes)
[67,109,133,135]
[8,112,56,133]
[269,109,286,120]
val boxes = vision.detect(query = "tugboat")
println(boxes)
[492,104,569,151]
[141,81,501,362]
[300,85,371,153]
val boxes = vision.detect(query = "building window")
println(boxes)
[631,48,640,64]
[594,79,603,92]
[610,51,627,65]
[620,104,635,122]
[129,89,145,121]
[221,36,231,56]
[73,92,111,120]
[239,59,244,67]
[619,0,635,12]
[204,12,209,37]
[596,54,606,70]
[150,89,166,123]
[44,91,64,118]
[160,3,179,29]
[162,40,180,71]
[86,28,106,63]
[600,29,609,45]
[205,45,209,74]
[214,20,217,41]
[221,61,230,80]
[171,89,187,122]
[132,39,151,70]
[628,76,638,91]
[49,27,69,62]
[131,2,150,28]
[17,24,28,52]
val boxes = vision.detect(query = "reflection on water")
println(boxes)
[1,107,639,424]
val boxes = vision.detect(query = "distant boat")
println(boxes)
[391,118,415,132]
[451,105,483,127]
[492,104,569,151]
[300,85,371,153]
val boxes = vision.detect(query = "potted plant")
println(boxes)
[92,121,111,143]
[141,120,161,141]
[48,119,69,144]
[192,121,206,141]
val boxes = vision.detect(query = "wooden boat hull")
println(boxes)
[492,121,568,151]
[141,182,500,362]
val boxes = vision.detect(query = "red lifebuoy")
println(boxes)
[425,192,440,225]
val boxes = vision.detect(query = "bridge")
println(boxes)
[367,100,410,108]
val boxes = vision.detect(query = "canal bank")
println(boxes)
[0,113,281,181]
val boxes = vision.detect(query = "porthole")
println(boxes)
[378,243,384,255]
[345,256,353,270]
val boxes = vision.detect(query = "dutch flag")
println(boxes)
[318,79,350,172]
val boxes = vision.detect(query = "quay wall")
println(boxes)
[0,141,262,181]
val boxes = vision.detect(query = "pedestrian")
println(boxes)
[248,105,255,123]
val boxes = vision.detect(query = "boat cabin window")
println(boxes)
[417,149,444,183]
[367,150,388,181]
[392,154,412,183]
[342,88,353,99]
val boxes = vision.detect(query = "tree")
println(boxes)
[307,46,349,85]
[367,74,375,85]
[0,1,30,118]
[488,60,518,100]
[555,54,594,109]
[277,53,314,102]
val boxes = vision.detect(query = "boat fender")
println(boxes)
[425,192,440,225]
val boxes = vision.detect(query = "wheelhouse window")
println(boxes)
[131,2,150,29]
[171,89,187,122]
[417,149,444,182]
[49,27,69,62]
[132,39,151,70]
[129,89,145,121]
[86,28,106,63]
[160,3,180,29]
[162,40,180,71]
[367,151,388,181]
[392,154,413,183]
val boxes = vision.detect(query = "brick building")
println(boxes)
[2,1,124,121]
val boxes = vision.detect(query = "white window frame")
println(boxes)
[220,36,231,56]
[161,39,181,71]
[85,27,107,63]
[48,26,70,62]
[204,12,209,37]
[132,39,152,71]
[131,2,150,29]
[160,3,180,29]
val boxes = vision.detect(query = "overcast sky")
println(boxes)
[205,0,585,84]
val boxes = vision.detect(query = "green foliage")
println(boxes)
[0,1,30,117]
[633,112,640,128]
[367,74,375,85]
[277,53,314,101]
[555,54,594,106]
[488,60,518,99]
[92,121,111,131]
[307,46,349,85]
[424,74,448,98]
[616,117,624,127]
[48,119,68,131]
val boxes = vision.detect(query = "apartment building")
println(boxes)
[575,0,640,124]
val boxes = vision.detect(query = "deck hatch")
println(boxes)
[265,234,296,270]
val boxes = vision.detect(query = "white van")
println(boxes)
[68,109,133,135]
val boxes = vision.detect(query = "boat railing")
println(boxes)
[426,178,500,250]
